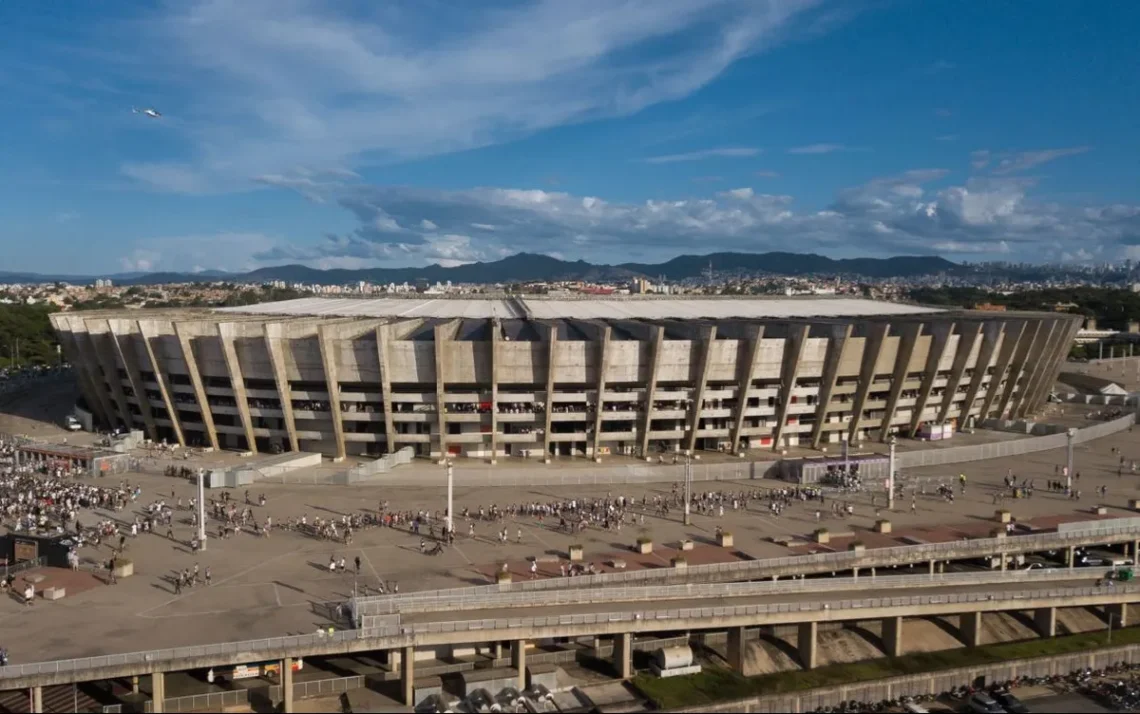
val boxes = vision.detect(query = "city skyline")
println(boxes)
[2,0,1138,274]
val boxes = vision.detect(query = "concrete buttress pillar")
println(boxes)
[30,687,43,714]
[727,626,747,672]
[281,657,294,713]
[511,639,527,691]
[614,632,633,679]
[151,672,166,714]
[1034,607,1057,638]
[492,641,504,660]
[882,616,903,657]
[401,645,415,707]
[798,622,818,670]
[1067,546,1075,568]
[131,676,139,694]
[1108,603,1130,628]
[959,611,983,647]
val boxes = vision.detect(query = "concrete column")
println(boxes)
[109,320,159,442]
[928,559,935,576]
[614,632,633,679]
[798,622,818,670]
[880,322,925,439]
[772,324,809,450]
[131,676,139,694]
[489,318,500,464]
[730,325,765,453]
[959,611,983,647]
[726,626,746,672]
[847,323,891,444]
[1108,603,1130,628]
[401,645,415,707]
[686,325,718,453]
[281,657,294,713]
[639,326,666,459]
[975,322,1019,419]
[151,672,166,714]
[1066,546,1075,568]
[810,324,853,449]
[1000,553,1007,571]
[30,687,43,714]
[511,639,527,691]
[543,325,557,462]
[937,322,983,424]
[375,323,397,454]
[908,321,955,435]
[1013,320,1060,418]
[1034,607,1057,638]
[996,321,1041,418]
[493,641,504,660]
[173,321,220,450]
[265,323,301,452]
[882,616,903,657]
[316,324,345,461]
[591,325,612,462]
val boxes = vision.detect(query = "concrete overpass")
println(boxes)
[3,569,1139,711]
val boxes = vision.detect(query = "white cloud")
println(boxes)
[970,150,991,170]
[119,233,283,273]
[644,147,761,164]
[246,171,1140,266]
[992,146,1090,175]
[787,143,848,155]
[109,0,829,191]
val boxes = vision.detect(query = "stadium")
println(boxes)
[49,297,1080,462]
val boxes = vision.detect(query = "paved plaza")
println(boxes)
[1,403,1138,667]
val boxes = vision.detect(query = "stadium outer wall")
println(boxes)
[49,307,1081,462]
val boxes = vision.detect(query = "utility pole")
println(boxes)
[683,453,692,526]
[1066,428,1076,492]
[446,460,454,536]
[887,435,897,511]
[197,469,207,551]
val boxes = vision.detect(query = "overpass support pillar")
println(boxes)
[131,676,139,695]
[882,616,903,657]
[511,639,528,691]
[493,641,504,660]
[929,559,935,576]
[1034,607,1057,638]
[30,687,43,714]
[1066,546,1075,568]
[727,626,747,672]
[798,622,818,670]
[401,645,415,707]
[959,611,983,647]
[1108,603,1130,628]
[281,657,294,713]
[614,632,633,679]
[151,672,166,713]
[1133,541,1139,560]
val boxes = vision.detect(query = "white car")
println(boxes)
[65,415,82,431]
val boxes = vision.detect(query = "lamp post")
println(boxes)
[196,469,207,552]
[887,435,897,511]
[683,453,692,526]
[445,460,454,537]
[1066,427,1077,492]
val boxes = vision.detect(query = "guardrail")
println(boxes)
[400,582,1140,636]
[2,556,47,577]
[356,567,1088,619]
[351,518,1140,610]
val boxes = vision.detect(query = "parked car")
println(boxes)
[967,692,1006,714]
[994,690,1029,714]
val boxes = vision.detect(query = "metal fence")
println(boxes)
[3,556,47,577]
[344,447,415,481]
[895,411,1135,468]
[143,689,249,713]
[356,566,1088,619]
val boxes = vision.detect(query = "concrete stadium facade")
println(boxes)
[49,297,1080,461]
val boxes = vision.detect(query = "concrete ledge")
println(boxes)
[41,587,65,601]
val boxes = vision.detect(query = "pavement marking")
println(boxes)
[522,522,557,550]
[136,549,295,618]
[273,583,282,607]
[450,542,474,565]
[360,547,383,582]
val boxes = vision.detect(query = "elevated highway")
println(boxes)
[2,568,1139,709]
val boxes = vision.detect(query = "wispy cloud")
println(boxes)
[970,150,991,170]
[54,211,78,223]
[754,170,780,178]
[933,108,953,118]
[644,147,760,164]
[787,143,855,155]
[992,146,1090,175]
[692,175,724,183]
[103,0,830,192]
[923,60,956,74]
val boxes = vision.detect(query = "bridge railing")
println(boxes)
[403,583,1140,635]
[356,567,1088,620]
[353,518,1140,616]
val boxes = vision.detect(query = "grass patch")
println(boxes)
[634,625,1140,709]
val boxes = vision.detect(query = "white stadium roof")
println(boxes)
[216,297,942,320]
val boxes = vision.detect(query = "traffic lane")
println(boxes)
[400,576,1107,624]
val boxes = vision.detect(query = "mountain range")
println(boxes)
[0,251,964,287]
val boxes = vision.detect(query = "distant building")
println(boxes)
[972,303,1007,312]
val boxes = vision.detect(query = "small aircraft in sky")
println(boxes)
[132,107,162,119]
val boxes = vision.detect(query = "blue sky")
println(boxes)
[1,0,1138,274]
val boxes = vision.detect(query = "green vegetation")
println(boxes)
[634,625,1140,709]
[0,303,60,369]
[908,286,1140,327]
[218,285,308,307]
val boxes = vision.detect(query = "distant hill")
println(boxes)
[1,251,964,287]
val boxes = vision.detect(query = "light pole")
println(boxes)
[445,460,454,537]
[196,469,207,551]
[887,435,897,511]
[1066,427,1077,492]
[683,453,693,526]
